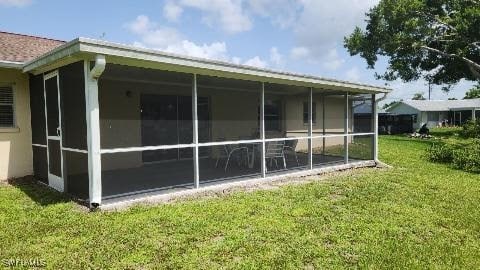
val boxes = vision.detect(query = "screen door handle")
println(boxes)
[56,127,61,137]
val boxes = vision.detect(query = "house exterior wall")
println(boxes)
[425,111,449,128]
[284,95,349,152]
[0,67,33,180]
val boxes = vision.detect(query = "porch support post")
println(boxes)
[322,94,326,155]
[308,87,313,170]
[344,92,349,164]
[260,82,266,177]
[373,94,378,161]
[472,108,476,121]
[192,74,199,188]
[84,55,106,208]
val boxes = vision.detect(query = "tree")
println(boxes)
[344,0,480,89]
[412,92,426,100]
[464,84,480,99]
[382,100,400,109]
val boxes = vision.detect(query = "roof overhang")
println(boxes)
[23,37,392,94]
[0,60,23,69]
[450,107,480,111]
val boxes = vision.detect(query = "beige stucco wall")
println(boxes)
[284,95,351,152]
[0,68,33,180]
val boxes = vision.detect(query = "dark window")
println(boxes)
[303,102,316,124]
[0,86,14,127]
[412,114,418,123]
[428,112,439,122]
[265,100,281,131]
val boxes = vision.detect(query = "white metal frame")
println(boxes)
[192,74,200,188]
[90,68,376,205]
[43,70,64,192]
[308,87,313,170]
[344,92,349,164]
[260,83,266,177]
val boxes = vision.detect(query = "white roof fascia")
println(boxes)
[24,37,392,93]
[0,60,23,69]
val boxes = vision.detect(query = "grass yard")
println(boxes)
[1,135,479,269]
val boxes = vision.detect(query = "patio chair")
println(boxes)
[265,141,286,170]
[215,142,250,172]
[283,139,299,166]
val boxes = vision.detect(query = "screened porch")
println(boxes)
[97,64,375,201]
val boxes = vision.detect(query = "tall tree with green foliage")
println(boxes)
[345,0,480,90]
[463,84,480,99]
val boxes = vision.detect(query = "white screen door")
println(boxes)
[44,71,64,192]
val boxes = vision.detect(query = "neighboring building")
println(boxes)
[388,99,480,129]
[0,31,390,208]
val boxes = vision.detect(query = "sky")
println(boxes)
[0,0,476,103]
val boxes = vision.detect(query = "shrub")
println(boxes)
[425,142,454,163]
[452,140,480,173]
[460,119,480,138]
[426,138,480,173]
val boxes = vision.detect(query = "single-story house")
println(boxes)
[0,31,390,208]
[388,99,480,129]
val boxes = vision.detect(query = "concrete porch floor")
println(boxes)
[101,153,359,204]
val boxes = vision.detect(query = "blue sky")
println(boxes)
[0,0,475,102]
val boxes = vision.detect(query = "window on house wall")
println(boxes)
[264,99,281,131]
[303,102,316,124]
[412,114,418,123]
[428,111,440,122]
[0,86,15,128]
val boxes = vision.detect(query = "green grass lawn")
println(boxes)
[1,136,479,269]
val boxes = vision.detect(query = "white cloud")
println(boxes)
[269,47,284,68]
[244,56,267,68]
[165,40,229,61]
[322,48,345,71]
[294,0,379,56]
[125,15,154,35]
[159,0,379,67]
[162,0,300,33]
[345,67,361,82]
[247,0,300,29]
[232,57,242,65]
[126,15,228,61]
[290,46,310,60]
[163,1,183,22]
[172,0,252,34]
[0,0,31,7]
[125,15,183,48]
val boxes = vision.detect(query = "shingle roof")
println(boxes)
[0,31,65,63]
[401,99,480,111]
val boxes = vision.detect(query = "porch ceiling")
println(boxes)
[23,37,391,94]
